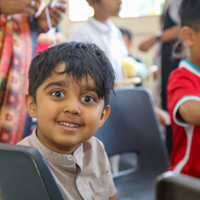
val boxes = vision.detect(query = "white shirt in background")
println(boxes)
[69,17,128,81]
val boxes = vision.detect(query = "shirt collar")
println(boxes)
[30,129,84,173]
[87,17,118,34]
[179,60,200,77]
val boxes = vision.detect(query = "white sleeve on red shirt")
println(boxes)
[167,69,200,127]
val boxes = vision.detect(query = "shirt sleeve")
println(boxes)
[167,69,200,126]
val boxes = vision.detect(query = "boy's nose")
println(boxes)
[63,98,81,115]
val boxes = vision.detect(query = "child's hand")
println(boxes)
[0,0,41,15]
[37,0,67,30]
[155,107,171,126]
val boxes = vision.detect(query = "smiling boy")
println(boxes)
[18,42,117,200]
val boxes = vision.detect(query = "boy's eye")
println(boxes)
[81,96,95,103]
[51,91,65,98]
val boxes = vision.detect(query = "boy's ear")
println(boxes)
[24,94,37,118]
[98,105,110,128]
[181,26,196,47]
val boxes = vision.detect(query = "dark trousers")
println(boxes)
[161,43,181,156]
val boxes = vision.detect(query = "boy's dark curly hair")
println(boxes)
[29,42,115,108]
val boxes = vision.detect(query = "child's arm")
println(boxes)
[109,194,118,200]
[179,100,200,125]
[139,25,180,52]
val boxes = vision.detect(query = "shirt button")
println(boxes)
[67,155,73,161]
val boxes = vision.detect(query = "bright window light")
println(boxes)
[120,0,165,18]
[69,0,94,22]
[69,0,165,22]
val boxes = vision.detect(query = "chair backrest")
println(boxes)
[0,143,64,200]
[95,87,169,173]
[156,172,200,200]
[95,87,169,199]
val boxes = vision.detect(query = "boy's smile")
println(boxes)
[25,63,110,154]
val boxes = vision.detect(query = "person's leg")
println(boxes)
[161,43,180,156]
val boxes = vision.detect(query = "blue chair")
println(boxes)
[95,87,169,200]
[0,143,64,200]
[156,172,200,200]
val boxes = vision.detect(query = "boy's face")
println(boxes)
[25,63,110,154]
[92,0,122,17]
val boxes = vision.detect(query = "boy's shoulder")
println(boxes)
[17,133,107,160]
[170,60,200,81]
[168,66,195,93]
[169,61,200,85]
[82,136,108,157]
[17,134,31,146]
[169,67,186,80]
[84,136,105,150]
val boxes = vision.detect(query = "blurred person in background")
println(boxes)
[139,0,183,155]
[69,0,128,82]
[120,27,142,62]
[0,0,67,144]
[119,27,147,80]
[120,27,171,130]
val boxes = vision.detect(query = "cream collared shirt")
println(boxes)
[17,129,116,200]
[69,17,128,81]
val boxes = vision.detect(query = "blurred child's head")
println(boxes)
[180,0,200,62]
[26,42,115,153]
[87,0,122,19]
[119,27,133,50]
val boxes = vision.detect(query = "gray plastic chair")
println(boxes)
[156,172,200,200]
[0,143,64,200]
[95,87,169,200]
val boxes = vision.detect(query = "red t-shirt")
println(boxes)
[167,60,200,178]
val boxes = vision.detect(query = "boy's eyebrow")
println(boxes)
[80,85,98,94]
[43,81,98,93]
[43,81,67,90]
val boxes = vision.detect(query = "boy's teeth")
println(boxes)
[59,122,79,127]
